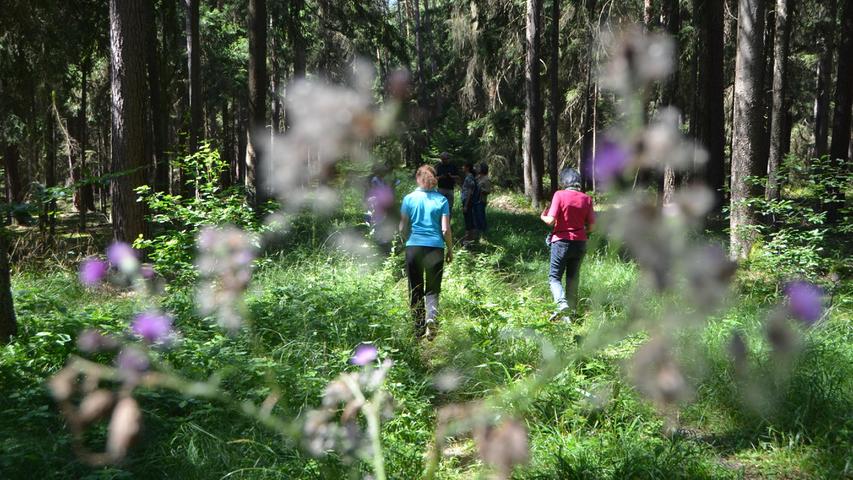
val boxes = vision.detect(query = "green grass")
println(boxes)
[1,190,851,479]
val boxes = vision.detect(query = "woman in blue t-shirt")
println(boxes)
[399,165,453,339]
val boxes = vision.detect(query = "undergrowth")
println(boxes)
[1,189,850,479]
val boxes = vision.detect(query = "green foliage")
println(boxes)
[2,186,852,479]
[134,144,259,279]
[747,153,851,281]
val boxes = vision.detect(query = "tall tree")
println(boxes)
[661,0,680,205]
[730,0,766,259]
[547,0,561,194]
[694,0,726,206]
[288,0,306,78]
[827,0,853,222]
[245,0,268,209]
[2,144,24,215]
[44,103,57,237]
[523,0,544,206]
[185,0,201,156]
[0,227,15,343]
[765,0,793,200]
[146,2,168,194]
[76,58,92,232]
[813,0,836,159]
[109,0,149,243]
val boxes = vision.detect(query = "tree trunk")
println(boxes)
[579,0,597,192]
[185,0,201,156]
[661,0,680,205]
[0,228,15,343]
[813,0,836,160]
[45,107,57,237]
[146,3,168,195]
[694,0,726,207]
[548,0,561,194]
[109,0,149,243]
[523,0,545,207]
[827,0,853,222]
[76,56,95,232]
[765,0,792,200]
[237,104,247,185]
[245,0,268,209]
[289,0,306,78]
[3,144,24,217]
[644,0,655,30]
[730,0,766,260]
[221,101,233,187]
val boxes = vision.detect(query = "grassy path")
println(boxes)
[1,194,851,479]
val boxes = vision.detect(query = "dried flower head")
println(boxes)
[601,27,675,92]
[474,418,530,480]
[195,226,256,334]
[629,337,690,407]
[77,329,119,353]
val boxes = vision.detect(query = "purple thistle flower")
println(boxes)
[116,347,150,373]
[350,343,378,366]
[131,311,173,343]
[784,281,824,325]
[140,264,155,280]
[587,138,630,188]
[79,258,109,287]
[106,242,139,274]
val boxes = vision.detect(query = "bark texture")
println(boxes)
[185,0,201,155]
[523,0,544,206]
[730,0,766,259]
[694,0,726,206]
[109,0,149,243]
[765,0,792,200]
[827,0,853,222]
[548,0,561,194]
[245,0,268,209]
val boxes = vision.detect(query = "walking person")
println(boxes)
[473,163,492,240]
[540,167,595,322]
[460,162,479,245]
[400,165,454,339]
[435,152,460,215]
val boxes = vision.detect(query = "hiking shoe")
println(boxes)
[423,319,437,340]
[548,306,570,323]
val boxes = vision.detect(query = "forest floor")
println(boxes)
[1,192,851,479]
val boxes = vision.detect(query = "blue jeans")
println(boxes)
[549,240,586,310]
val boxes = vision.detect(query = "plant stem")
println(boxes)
[364,391,387,480]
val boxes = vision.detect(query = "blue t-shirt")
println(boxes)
[401,188,449,248]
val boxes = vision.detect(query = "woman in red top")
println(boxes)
[540,167,595,322]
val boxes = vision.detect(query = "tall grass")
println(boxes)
[1,190,850,479]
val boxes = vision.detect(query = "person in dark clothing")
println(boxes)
[473,163,491,238]
[460,162,478,244]
[435,152,460,214]
[400,165,454,339]
[540,167,595,322]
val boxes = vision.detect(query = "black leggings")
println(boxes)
[405,246,445,331]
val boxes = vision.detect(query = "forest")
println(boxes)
[0,0,851,478]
